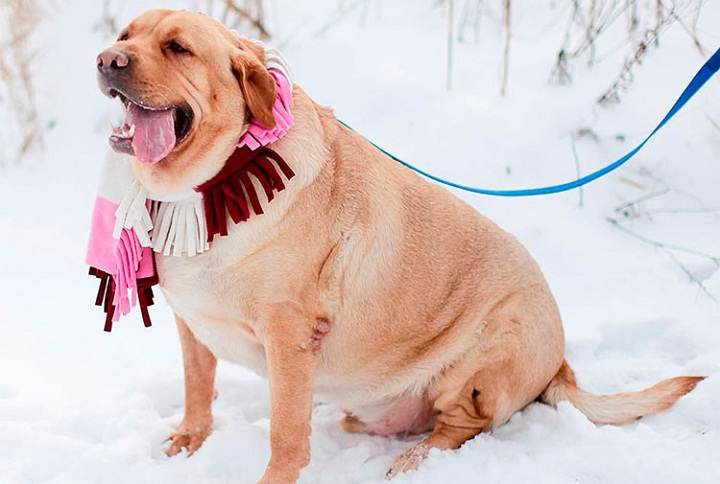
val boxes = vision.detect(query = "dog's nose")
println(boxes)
[97,48,130,73]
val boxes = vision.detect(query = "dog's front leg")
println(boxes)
[166,315,217,456]
[258,308,328,484]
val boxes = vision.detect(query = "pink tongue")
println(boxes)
[127,103,176,164]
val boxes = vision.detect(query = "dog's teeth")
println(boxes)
[109,122,135,139]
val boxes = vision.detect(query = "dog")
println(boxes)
[95,9,704,483]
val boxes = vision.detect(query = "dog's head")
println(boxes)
[97,9,276,197]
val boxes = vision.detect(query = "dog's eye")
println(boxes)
[118,32,129,42]
[167,40,191,55]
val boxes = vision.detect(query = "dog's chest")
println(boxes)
[156,251,271,374]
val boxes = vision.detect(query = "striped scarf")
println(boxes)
[86,43,294,331]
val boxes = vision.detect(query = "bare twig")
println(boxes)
[0,0,43,162]
[614,188,671,215]
[549,1,577,85]
[607,217,720,264]
[607,217,719,302]
[638,167,716,213]
[643,207,720,217]
[570,134,584,207]
[659,0,705,55]
[626,0,638,33]
[585,0,598,65]
[97,0,117,37]
[458,0,483,44]
[705,114,720,132]
[222,0,270,39]
[447,0,454,91]
[221,0,231,24]
[500,0,511,96]
[617,176,648,190]
[655,0,663,46]
[551,0,634,83]
[550,49,572,85]
[596,19,666,105]
[665,250,718,302]
[570,0,630,62]
[692,0,704,34]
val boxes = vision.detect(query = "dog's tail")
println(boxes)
[540,360,704,425]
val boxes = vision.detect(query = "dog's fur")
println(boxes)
[99,10,703,483]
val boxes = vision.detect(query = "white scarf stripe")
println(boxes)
[195,201,209,254]
[113,179,153,247]
[147,197,210,257]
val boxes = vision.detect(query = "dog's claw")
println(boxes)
[386,443,430,479]
[165,415,213,457]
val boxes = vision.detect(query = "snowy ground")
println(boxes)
[1,1,719,483]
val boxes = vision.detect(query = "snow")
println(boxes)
[1,1,719,483]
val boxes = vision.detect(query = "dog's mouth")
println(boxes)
[108,89,193,164]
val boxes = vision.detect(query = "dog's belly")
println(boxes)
[169,293,436,435]
[363,398,435,436]
[182,312,435,436]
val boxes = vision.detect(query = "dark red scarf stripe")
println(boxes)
[88,267,158,332]
[195,145,295,242]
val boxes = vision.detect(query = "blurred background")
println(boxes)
[0,1,719,483]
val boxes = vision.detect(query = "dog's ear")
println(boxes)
[230,44,276,129]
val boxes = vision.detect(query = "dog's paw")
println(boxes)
[385,443,429,479]
[165,413,213,457]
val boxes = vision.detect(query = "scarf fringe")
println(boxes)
[196,146,295,242]
[88,267,157,332]
[149,197,210,257]
[113,179,153,247]
[88,227,158,331]
[238,69,294,151]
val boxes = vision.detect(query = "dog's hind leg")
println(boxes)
[385,363,503,479]
[166,315,218,456]
[387,289,565,478]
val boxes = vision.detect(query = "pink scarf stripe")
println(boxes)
[87,195,155,329]
[237,68,294,151]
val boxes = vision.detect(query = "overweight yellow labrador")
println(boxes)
[96,9,703,483]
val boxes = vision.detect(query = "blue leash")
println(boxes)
[339,48,720,197]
